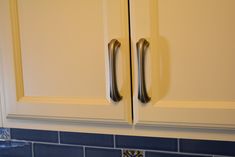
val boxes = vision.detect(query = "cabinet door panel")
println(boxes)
[0,0,131,124]
[0,96,2,127]
[131,0,235,128]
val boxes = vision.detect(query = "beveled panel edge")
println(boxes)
[9,0,24,100]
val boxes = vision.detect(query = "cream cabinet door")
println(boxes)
[0,0,131,124]
[0,97,2,127]
[131,0,235,129]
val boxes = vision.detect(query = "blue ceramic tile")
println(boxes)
[34,143,83,157]
[0,140,30,148]
[146,151,212,157]
[180,139,235,156]
[85,147,121,157]
[0,141,32,157]
[116,135,177,151]
[60,131,114,147]
[0,128,10,140]
[11,128,58,143]
[214,156,234,157]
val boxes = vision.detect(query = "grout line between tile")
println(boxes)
[113,135,116,148]
[83,146,86,157]
[8,128,11,140]
[58,131,60,144]
[177,139,180,152]
[31,142,34,157]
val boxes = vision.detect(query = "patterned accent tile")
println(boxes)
[0,128,10,140]
[123,150,144,157]
[11,128,58,143]
[60,131,114,147]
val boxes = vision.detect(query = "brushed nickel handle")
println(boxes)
[137,38,151,103]
[108,39,122,102]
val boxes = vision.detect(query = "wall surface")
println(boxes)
[0,128,235,157]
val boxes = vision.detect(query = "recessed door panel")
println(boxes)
[131,0,235,128]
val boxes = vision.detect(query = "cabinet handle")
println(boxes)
[108,39,122,102]
[137,38,151,103]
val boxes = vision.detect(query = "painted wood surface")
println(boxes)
[0,0,131,123]
[130,0,235,129]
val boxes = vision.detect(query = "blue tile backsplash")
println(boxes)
[11,128,59,143]
[34,143,83,157]
[180,139,235,156]
[0,140,32,157]
[145,152,211,157]
[0,127,235,157]
[60,132,114,147]
[116,135,177,151]
[86,147,121,157]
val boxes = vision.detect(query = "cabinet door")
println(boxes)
[0,0,131,124]
[0,97,2,127]
[131,0,235,129]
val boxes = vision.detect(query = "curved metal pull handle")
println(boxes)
[108,39,122,102]
[137,38,151,103]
